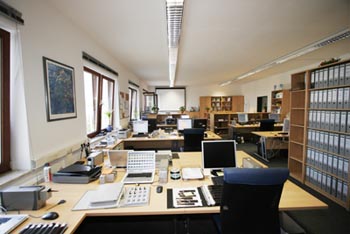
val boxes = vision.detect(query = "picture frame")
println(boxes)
[43,57,77,121]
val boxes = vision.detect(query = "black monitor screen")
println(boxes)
[193,119,207,129]
[147,118,157,133]
[201,140,236,170]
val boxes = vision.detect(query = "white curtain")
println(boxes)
[0,15,32,170]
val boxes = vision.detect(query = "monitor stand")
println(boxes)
[211,169,223,177]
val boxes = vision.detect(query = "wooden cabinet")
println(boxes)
[271,89,290,121]
[289,59,350,210]
[199,96,244,118]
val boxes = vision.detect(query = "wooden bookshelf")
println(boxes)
[289,59,350,210]
[199,96,244,118]
[271,89,290,121]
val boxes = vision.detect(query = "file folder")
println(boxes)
[340,111,347,132]
[345,63,350,85]
[334,65,340,86]
[337,88,344,109]
[328,66,334,87]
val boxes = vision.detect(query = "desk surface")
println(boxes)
[252,131,289,138]
[123,130,221,142]
[13,151,326,233]
[230,123,283,129]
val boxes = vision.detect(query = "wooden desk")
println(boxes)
[252,131,289,161]
[123,131,221,150]
[229,123,283,142]
[12,151,326,233]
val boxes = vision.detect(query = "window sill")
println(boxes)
[0,170,30,188]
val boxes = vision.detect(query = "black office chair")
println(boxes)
[259,119,275,131]
[183,128,205,152]
[215,167,289,234]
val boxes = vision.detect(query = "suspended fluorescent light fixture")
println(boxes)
[166,0,184,87]
[219,28,350,85]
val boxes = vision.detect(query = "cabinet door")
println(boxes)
[231,96,244,112]
[200,96,211,118]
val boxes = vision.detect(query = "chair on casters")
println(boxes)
[183,128,205,152]
[214,167,289,234]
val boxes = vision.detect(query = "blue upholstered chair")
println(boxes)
[215,167,289,234]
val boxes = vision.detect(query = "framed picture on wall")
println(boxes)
[43,57,77,121]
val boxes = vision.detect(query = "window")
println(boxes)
[0,28,10,173]
[129,85,139,120]
[84,67,115,137]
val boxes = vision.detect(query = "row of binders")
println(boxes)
[309,88,350,110]
[308,110,350,133]
[306,147,348,180]
[306,166,348,202]
[307,129,350,157]
[310,62,350,89]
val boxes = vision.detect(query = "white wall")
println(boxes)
[8,0,143,168]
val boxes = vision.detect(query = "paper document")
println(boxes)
[172,187,203,208]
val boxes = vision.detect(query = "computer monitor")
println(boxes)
[177,118,192,132]
[269,113,280,122]
[133,120,148,134]
[201,140,236,175]
[282,118,290,132]
[147,118,157,133]
[193,119,207,129]
[237,113,248,124]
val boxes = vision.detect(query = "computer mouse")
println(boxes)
[41,211,59,220]
[156,185,163,193]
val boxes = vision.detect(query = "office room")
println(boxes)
[0,0,349,233]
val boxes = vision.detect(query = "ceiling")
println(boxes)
[47,0,350,87]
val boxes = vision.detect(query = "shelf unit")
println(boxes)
[289,59,350,210]
[199,96,244,118]
[211,96,232,111]
[209,113,230,136]
[271,89,291,121]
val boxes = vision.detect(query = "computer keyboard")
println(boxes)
[211,176,224,185]
[200,185,223,206]
[207,185,223,205]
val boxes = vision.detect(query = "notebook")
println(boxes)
[122,151,155,184]
[0,214,28,234]
[108,150,130,168]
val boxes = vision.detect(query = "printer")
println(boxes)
[0,185,52,210]
[118,129,131,139]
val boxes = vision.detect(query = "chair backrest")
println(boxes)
[220,168,289,234]
[259,119,275,131]
[183,128,205,152]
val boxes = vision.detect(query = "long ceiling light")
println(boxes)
[219,28,350,86]
[166,0,184,87]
